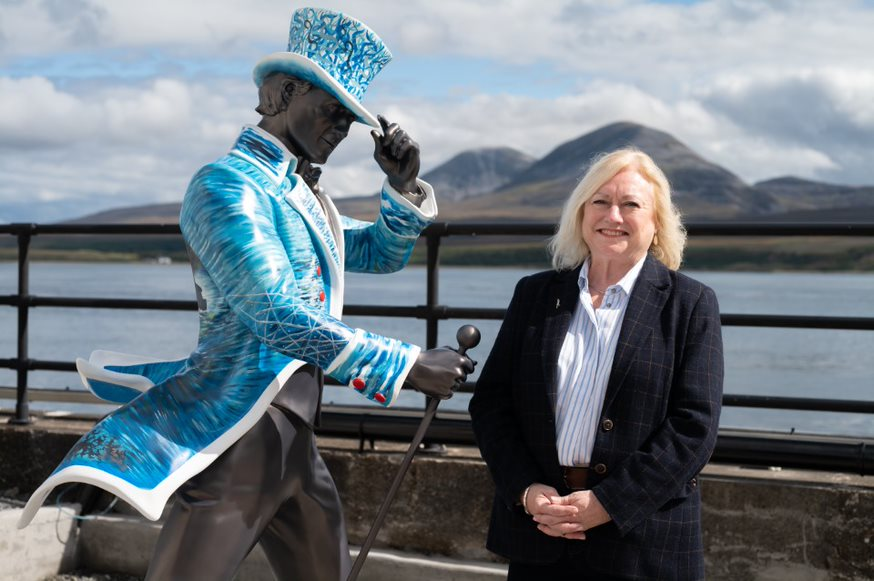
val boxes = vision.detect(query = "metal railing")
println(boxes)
[2,221,874,474]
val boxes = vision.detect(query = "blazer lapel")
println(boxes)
[541,266,583,411]
[283,176,344,318]
[601,256,671,411]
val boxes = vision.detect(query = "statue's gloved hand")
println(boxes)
[371,114,421,197]
[405,347,475,400]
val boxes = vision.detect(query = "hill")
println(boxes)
[453,121,779,220]
[66,203,182,224]
[753,176,874,214]
[420,147,536,202]
[62,121,874,225]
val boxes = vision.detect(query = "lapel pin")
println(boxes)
[555,298,561,309]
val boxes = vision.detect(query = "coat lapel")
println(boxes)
[541,266,583,412]
[283,176,344,318]
[601,256,671,411]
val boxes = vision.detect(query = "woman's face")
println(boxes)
[581,169,658,265]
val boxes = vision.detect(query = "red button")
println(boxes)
[316,266,322,276]
[319,291,325,302]
[374,393,387,404]
[352,378,365,390]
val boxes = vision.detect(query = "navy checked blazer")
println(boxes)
[469,255,724,580]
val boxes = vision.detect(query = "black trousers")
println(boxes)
[145,404,350,581]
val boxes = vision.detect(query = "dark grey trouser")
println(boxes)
[145,404,350,581]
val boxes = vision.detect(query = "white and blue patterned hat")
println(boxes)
[253,7,392,128]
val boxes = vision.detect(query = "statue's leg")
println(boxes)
[259,417,352,581]
[145,406,290,581]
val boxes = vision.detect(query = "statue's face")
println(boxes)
[281,86,357,164]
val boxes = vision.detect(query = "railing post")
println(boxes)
[421,228,445,453]
[10,225,33,424]
[425,229,441,349]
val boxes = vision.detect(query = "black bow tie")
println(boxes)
[296,158,322,193]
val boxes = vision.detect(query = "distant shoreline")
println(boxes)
[1,242,873,272]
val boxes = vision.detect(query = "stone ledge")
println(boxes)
[0,503,79,581]
[2,416,873,580]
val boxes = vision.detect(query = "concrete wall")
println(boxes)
[0,500,79,581]
[701,466,874,581]
[2,418,872,580]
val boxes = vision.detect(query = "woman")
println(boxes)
[469,148,724,580]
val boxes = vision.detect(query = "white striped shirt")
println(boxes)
[554,256,646,466]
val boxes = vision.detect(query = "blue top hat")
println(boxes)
[253,7,392,128]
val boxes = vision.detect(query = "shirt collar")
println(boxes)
[231,125,298,183]
[579,254,648,296]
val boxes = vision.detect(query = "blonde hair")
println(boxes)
[548,148,686,271]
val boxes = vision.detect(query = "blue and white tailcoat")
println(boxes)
[19,126,436,527]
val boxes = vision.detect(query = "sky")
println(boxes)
[1,0,874,223]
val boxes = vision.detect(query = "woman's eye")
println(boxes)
[592,199,607,205]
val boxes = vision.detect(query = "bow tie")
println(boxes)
[296,158,323,194]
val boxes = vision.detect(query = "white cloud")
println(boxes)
[102,79,193,142]
[700,69,874,139]
[0,74,258,221]
[0,77,99,147]
[0,0,279,56]
[696,68,874,181]
[3,0,874,221]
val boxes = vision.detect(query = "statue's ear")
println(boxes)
[279,78,297,108]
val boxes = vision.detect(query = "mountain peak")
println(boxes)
[420,147,536,201]
[496,121,779,217]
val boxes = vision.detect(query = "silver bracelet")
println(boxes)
[521,485,532,516]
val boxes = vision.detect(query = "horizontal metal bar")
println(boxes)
[0,223,182,235]
[424,222,555,237]
[1,388,871,474]
[30,296,197,311]
[685,222,874,236]
[713,430,873,475]
[0,360,78,372]
[349,308,874,331]
[721,314,874,331]
[346,305,508,321]
[318,409,476,445]
[315,416,874,475]
[343,305,429,318]
[417,222,874,238]
[724,394,874,414]
[5,222,874,237]
[2,380,872,418]
[6,295,874,332]
[29,359,78,372]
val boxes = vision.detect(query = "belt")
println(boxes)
[562,466,591,491]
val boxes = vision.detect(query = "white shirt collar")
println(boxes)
[579,254,647,296]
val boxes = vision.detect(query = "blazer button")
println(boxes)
[600,418,614,432]
[319,291,326,302]
[593,463,607,475]
[690,477,698,488]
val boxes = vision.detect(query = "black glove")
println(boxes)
[371,114,420,195]
[405,347,475,400]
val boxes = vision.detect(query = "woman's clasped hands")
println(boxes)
[524,483,612,541]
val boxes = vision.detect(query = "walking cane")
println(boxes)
[346,324,481,581]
